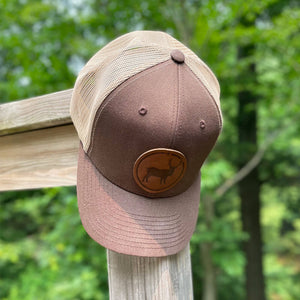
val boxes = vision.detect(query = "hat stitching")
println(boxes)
[170,63,182,148]
[88,215,187,244]
[169,63,179,149]
[80,204,182,226]
[92,214,187,238]
[86,217,188,247]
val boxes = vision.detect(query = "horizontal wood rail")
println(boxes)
[0,89,73,136]
[0,90,77,191]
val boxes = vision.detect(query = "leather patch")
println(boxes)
[133,148,187,194]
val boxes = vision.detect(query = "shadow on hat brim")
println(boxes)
[77,143,201,257]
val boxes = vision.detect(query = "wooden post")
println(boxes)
[108,245,193,300]
[0,90,194,299]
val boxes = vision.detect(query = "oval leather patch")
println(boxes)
[133,148,187,194]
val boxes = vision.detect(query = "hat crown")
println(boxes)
[70,31,221,152]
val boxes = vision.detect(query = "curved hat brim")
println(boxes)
[77,144,201,257]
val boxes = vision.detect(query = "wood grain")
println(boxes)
[107,244,193,300]
[0,89,73,136]
[0,125,78,191]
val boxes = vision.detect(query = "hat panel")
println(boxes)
[88,60,178,197]
[70,42,171,151]
[171,63,222,185]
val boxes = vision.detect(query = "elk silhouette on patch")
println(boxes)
[133,148,187,193]
[142,159,182,184]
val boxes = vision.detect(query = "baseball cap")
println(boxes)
[70,31,222,257]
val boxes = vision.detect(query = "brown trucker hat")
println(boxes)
[70,31,222,257]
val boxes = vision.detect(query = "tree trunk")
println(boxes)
[201,195,217,300]
[237,45,266,300]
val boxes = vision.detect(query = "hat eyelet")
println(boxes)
[200,120,206,129]
[139,107,147,116]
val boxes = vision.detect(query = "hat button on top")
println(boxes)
[171,49,185,64]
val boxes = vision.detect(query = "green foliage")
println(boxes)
[0,188,108,300]
[1,0,300,299]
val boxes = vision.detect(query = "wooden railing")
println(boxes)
[0,90,193,299]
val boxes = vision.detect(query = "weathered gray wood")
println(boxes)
[0,89,73,136]
[107,244,193,300]
[0,125,78,191]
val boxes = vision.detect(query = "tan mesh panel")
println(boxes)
[185,56,222,122]
[70,31,221,151]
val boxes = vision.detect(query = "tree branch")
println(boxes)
[166,0,193,45]
[215,132,278,197]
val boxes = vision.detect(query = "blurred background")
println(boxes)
[0,0,299,299]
